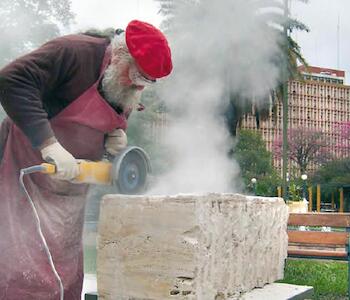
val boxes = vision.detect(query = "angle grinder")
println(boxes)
[41,146,151,194]
[18,146,150,300]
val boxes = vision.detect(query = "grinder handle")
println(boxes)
[40,161,112,185]
[41,163,56,174]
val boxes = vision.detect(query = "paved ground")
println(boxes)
[240,283,313,299]
[82,274,97,300]
[81,276,314,300]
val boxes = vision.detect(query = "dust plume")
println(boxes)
[149,0,285,194]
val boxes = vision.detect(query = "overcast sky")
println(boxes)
[69,0,161,32]
[69,0,350,83]
[291,0,350,83]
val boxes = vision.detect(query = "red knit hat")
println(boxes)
[125,20,173,79]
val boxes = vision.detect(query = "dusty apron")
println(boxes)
[0,46,127,300]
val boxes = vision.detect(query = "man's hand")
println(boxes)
[105,129,127,156]
[40,141,79,180]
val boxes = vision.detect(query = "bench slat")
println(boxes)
[288,231,348,246]
[288,213,350,227]
[288,248,348,258]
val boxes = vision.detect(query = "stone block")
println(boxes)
[97,193,288,300]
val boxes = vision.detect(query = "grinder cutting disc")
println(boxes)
[112,146,151,194]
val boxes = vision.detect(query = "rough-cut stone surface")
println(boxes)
[97,193,289,300]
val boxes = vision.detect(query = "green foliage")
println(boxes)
[234,129,272,176]
[255,173,282,197]
[288,182,303,201]
[234,129,280,196]
[127,88,170,175]
[127,89,158,147]
[0,0,75,66]
[312,158,350,194]
[313,158,350,187]
[279,259,348,299]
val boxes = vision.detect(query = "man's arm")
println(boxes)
[0,38,78,148]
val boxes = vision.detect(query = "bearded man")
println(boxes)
[0,20,172,300]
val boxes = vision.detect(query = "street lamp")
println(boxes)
[286,172,290,201]
[301,174,308,201]
[251,178,257,195]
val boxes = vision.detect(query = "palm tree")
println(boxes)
[227,0,310,134]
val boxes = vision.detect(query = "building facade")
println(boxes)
[241,66,350,173]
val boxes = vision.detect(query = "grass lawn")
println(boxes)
[278,258,348,300]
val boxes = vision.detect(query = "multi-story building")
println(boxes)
[241,66,350,173]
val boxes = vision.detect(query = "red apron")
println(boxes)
[0,46,127,300]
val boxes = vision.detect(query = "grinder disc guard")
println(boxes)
[112,147,151,194]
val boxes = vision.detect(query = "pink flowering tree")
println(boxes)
[335,122,350,156]
[273,127,333,174]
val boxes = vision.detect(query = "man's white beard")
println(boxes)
[101,62,142,111]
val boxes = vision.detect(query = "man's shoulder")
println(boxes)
[44,34,110,51]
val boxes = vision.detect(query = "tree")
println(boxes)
[234,129,281,196]
[312,158,350,192]
[273,127,332,174]
[334,121,350,157]
[312,158,350,210]
[0,0,75,121]
[0,0,75,67]
[229,1,310,134]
